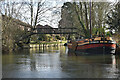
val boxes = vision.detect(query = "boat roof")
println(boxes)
[94,37,113,41]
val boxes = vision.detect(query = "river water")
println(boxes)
[2,46,120,78]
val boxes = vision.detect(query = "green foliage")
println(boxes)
[30,34,54,42]
[38,34,46,41]
[30,35,38,41]
[92,27,98,36]
[106,32,112,37]
[55,35,61,40]
[61,36,66,40]
[47,36,52,41]
[59,2,111,38]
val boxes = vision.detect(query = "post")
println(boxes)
[43,43,44,52]
[36,43,37,48]
[39,41,40,51]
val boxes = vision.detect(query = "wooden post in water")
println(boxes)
[39,41,40,51]
[36,43,37,48]
[43,43,44,52]
[45,44,46,47]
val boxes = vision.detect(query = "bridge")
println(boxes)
[2,15,79,48]
[16,27,78,47]
[33,27,78,34]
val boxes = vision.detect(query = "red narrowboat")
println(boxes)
[67,37,116,54]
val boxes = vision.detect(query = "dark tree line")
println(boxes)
[59,2,117,38]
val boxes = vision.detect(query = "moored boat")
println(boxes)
[67,36,116,54]
[67,1,117,54]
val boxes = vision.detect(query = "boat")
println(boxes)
[67,36,116,54]
[67,1,116,54]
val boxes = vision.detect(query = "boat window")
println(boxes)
[94,37,101,41]
[91,40,99,43]
[106,37,113,41]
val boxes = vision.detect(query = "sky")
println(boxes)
[35,0,117,28]
[0,0,118,28]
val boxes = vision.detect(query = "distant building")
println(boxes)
[2,15,31,31]
[36,24,62,41]
[36,24,56,33]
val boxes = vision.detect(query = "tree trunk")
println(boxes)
[84,2,89,30]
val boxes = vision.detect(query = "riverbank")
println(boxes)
[29,41,67,48]
[116,46,120,54]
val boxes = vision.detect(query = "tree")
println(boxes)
[106,1,120,33]
[15,0,61,43]
[93,2,111,35]
[59,2,112,38]
[59,2,85,37]
[0,0,61,50]
[0,1,28,51]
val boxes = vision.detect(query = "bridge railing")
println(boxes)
[33,28,78,34]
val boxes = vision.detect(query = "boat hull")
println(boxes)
[68,43,116,54]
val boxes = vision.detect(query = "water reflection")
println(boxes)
[106,55,119,78]
[65,50,120,78]
[2,46,120,78]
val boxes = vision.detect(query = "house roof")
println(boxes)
[2,15,32,28]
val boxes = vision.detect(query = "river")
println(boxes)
[2,46,120,78]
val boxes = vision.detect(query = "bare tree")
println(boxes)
[1,0,61,50]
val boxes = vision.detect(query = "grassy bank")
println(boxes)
[30,40,67,44]
[29,40,67,48]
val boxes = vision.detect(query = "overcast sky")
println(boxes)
[1,0,118,28]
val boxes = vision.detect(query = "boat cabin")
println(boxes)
[74,37,115,44]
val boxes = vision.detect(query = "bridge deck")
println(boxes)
[33,32,77,34]
[34,27,78,34]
